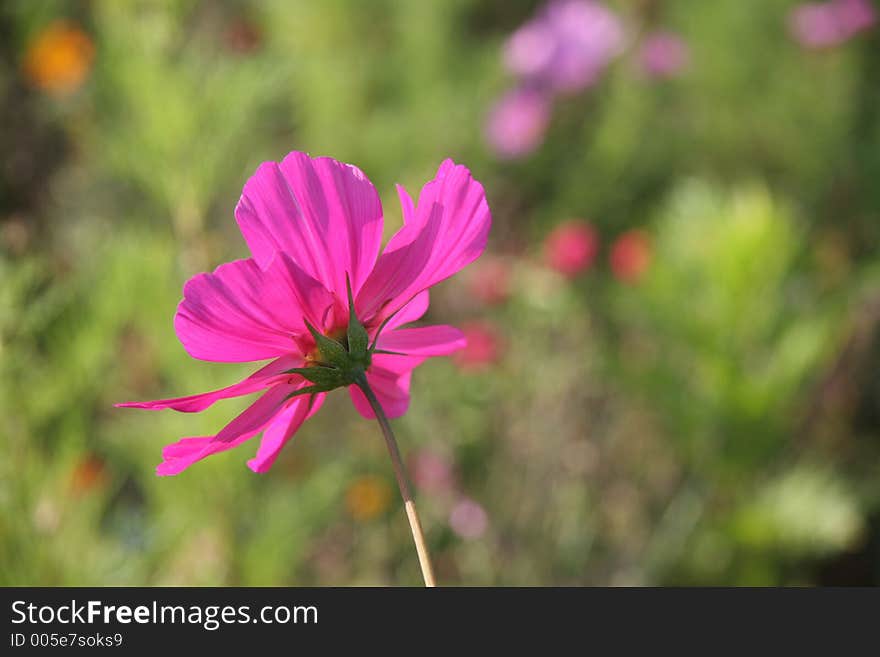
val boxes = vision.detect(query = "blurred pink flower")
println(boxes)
[790,3,847,47]
[639,31,689,79]
[837,0,877,31]
[449,498,489,539]
[467,255,512,306]
[789,0,876,49]
[610,229,652,283]
[485,86,552,159]
[504,0,625,94]
[409,449,456,495]
[544,220,599,277]
[454,321,504,371]
[119,153,491,475]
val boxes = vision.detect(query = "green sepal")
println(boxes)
[345,275,370,364]
[303,318,349,368]
[283,366,347,387]
[289,281,409,395]
[284,384,334,401]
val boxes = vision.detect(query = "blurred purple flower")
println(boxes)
[449,498,489,539]
[485,86,552,159]
[838,0,877,31]
[789,0,876,49]
[639,31,689,79]
[504,0,625,94]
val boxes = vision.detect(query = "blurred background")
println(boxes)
[2,0,880,586]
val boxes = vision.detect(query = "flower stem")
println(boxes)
[356,376,437,587]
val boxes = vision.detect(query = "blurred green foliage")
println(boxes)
[1,0,879,585]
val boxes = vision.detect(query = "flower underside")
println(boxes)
[117,152,490,476]
[287,277,399,397]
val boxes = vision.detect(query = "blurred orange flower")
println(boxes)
[23,20,95,96]
[69,455,108,495]
[345,475,392,521]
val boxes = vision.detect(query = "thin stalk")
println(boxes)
[356,375,437,587]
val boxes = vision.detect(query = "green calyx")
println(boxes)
[283,276,376,399]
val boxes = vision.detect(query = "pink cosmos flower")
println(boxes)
[543,220,599,277]
[485,86,552,160]
[504,0,625,94]
[789,0,876,49]
[118,152,491,475]
[639,31,689,79]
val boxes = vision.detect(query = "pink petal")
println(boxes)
[247,392,326,473]
[376,325,466,356]
[156,383,297,475]
[349,325,463,419]
[382,290,430,332]
[174,253,336,363]
[214,382,297,442]
[156,436,231,476]
[160,437,214,462]
[116,354,301,412]
[348,353,425,420]
[235,151,384,297]
[357,160,491,323]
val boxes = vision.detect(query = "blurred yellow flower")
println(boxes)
[345,475,392,522]
[23,20,95,95]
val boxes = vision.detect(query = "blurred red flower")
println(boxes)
[543,221,598,277]
[454,321,504,371]
[467,255,512,306]
[224,18,262,54]
[610,229,652,283]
